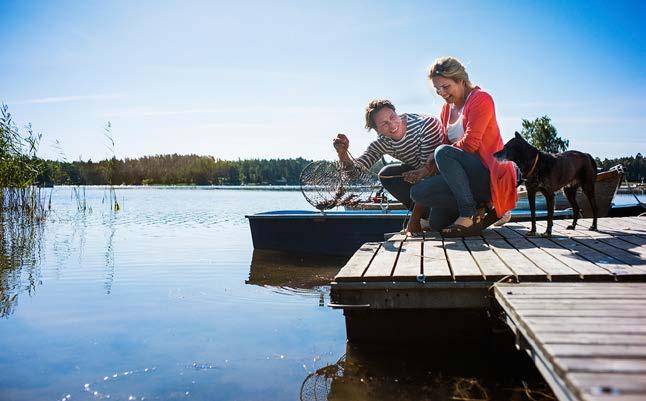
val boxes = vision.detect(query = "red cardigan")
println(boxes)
[439,87,517,217]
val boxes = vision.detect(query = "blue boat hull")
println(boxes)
[246,210,408,256]
[247,203,642,256]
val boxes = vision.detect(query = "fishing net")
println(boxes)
[299,355,346,401]
[299,160,381,211]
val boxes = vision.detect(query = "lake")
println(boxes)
[2,186,641,400]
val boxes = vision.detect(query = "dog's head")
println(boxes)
[494,132,535,163]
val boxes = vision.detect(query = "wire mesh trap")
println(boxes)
[299,160,381,211]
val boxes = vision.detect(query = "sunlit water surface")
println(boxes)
[2,187,641,400]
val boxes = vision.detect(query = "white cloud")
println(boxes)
[10,94,121,105]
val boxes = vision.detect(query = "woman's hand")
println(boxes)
[333,133,349,153]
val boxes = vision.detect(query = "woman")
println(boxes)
[333,99,443,233]
[411,57,517,236]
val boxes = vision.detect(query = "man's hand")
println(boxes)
[333,133,349,153]
[402,161,437,184]
[402,167,429,184]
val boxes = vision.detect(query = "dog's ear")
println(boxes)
[514,131,522,139]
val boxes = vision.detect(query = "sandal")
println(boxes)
[480,207,500,230]
[441,208,488,238]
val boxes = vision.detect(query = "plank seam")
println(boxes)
[359,242,382,279]
[388,240,405,278]
[441,237,456,281]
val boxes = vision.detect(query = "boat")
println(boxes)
[247,167,635,256]
[516,169,624,217]
[245,208,577,256]
[246,210,409,256]
[350,168,624,216]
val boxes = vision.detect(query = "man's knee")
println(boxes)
[378,164,401,177]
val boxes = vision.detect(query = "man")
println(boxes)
[333,99,443,234]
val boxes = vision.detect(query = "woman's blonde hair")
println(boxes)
[428,56,472,86]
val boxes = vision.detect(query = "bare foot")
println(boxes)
[406,218,424,236]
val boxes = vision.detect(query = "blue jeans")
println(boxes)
[378,163,415,210]
[410,145,491,230]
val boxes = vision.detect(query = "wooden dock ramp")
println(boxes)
[494,282,646,401]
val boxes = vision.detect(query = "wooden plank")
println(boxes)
[513,309,646,317]
[387,232,408,242]
[592,218,646,236]
[584,395,646,401]
[538,333,646,345]
[593,217,646,238]
[501,286,646,296]
[620,235,646,247]
[567,372,646,394]
[423,231,442,240]
[616,216,646,230]
[569,237,646,267]
[501,282,646,289]
[526,316,646,325]
[598,236,646,257]
[497,223,528,238]
[421,239,453,281]
[391,240,421,279]
[530,324,646,334]
[464,239,515,280]
[481,228,503,239]
[443,239,483,280]
[555,357,646,374]
[334,242,380,281]
[508,293,646,299]
[549,236,645,276]
[506,237,583,279]
[525,237,614,278]
[546,344,646,358]
[510,299,646,308]
[362,240,400,279]
[558,219,644,238]
[486,239,548,280]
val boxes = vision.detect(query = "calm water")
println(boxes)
[4,187,641,400]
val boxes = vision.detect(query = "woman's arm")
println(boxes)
[453,92,494,153]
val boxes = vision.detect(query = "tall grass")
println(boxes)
[103,122,120,212]
[0,103,48,221]
[0,103,47,316]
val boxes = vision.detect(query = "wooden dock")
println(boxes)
[494,283,646,401]
[329,216,646,400]
[333,216,646,287]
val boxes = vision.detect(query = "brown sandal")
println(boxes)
[441,208,488,238]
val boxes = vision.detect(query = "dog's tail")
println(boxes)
[588,154,598,176]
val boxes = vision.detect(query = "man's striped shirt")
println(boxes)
[354,113,444,170]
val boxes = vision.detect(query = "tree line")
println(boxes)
[38,155,314,186]
[34,152,644,187]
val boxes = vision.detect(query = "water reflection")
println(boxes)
[247,249,346,290]
[301,342,556,401]
[0,212,44,317]
[102,211,117,294]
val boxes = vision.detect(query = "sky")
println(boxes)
[2,0,645,162]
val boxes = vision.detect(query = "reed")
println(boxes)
[103,122,120,212]
[0,104,48,221]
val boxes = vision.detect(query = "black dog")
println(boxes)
[494,132,598,237]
